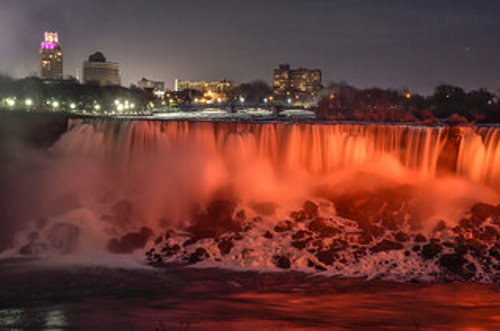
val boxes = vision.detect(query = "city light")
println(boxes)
[117,104,124,111]
[287,98,292,104]
[239,96,245,104]
[52,101,59,108]
[263,98,268,104]
[6,98,16,107]
[94,104,101,111]
[114,99,120,105]
[25,99,33,106]
[70,103,76,109]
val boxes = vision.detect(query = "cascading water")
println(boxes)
[3,119,499,281]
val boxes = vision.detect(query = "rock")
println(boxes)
[371,239,404,253]
[217,239,234,255]
[291,240,310,249]
[303,201,319,218]
[46,223,80,254]
[108,227,153,253]
[249,202,277,216]
[433,220,447,232]
[479,226,498,242]
[316,249,336,265]
[187,200,239,239]
[439,254,476,279]
[414,234,427,243]
[470,203,499,224]
[160,243,180,256]
[307,218,339,237]
[464,238,488,256]
[394,231,410,242]
[263,231,273,239]
[272,255,291,269]
[290,210,307,222]
[421,243,442,259]
[189,247,209,264]
[274,221,293,233]
[307,259,327,271]
[291,230,311,240]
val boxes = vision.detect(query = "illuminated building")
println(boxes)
[174,79,233,94]
[83,52,121,86]
[40,32,63,80]
[138,78,165,91]
[273,64,322,98]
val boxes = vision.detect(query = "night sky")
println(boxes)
[0,0,499,94]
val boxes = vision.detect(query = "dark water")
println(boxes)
[0,259,499,330]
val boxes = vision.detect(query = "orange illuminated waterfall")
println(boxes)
[59,120,499,189]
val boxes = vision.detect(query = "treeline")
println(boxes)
[317,84,500,123]
[0,75,153,112]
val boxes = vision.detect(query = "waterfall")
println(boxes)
[57,120,499,188]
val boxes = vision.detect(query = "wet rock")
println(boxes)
[263,231,273,239]
[307,259,327,271]
[188,247,209,264]
[274,221,293,233]
[291,230,311,240]
[291,239,310,249]
[187,200,239,239]
[290,210,307,222]
[303,201,319,218]
[412,245,421,252]
[371,239,404,253]
[433,220,447,232]
[439,254,476,279]
[217,239,234,255]
[394,231,410,242]
[464,239,488,256]
[414,234,427,243]
[470,203,499,224]
[160,243,180,256]
[108,227,153,254]
[47,223,80,254]
[308,218,339,237]
[316,249,337,265]
[249,202,277,216]
[421,243,442,259]
[479,226,498,242]
[272,255,291,269]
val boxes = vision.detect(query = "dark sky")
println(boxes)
[0,0,499,94]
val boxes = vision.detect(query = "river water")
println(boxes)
[0,259,499,330]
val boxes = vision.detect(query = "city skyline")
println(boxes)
[0,0,499,94]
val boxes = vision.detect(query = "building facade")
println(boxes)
[83,52,120,86]
[40,32,63,80]
[174,79,233,94]
[138,78,165,91]
[272,64,322,98]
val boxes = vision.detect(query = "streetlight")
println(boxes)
[239,96,245,104]
[263,98,268,104]
[287,98,292,105]
[70,103,76,110]
[6,98,16,107]
[52,101,59,109]
[94,104,101,111]
[25,99,33,107]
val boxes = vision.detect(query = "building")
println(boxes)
[83,52,120,86]
[40,32,63,80]
[138,78,165,91]
[272,64,322,98]
[174,79,233,94]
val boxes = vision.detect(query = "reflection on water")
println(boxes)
[0,260,499,330]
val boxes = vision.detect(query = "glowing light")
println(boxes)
[114,99,120,105]
[6,98,15,107]
[117,104,124,111]
[25,99,33,106]
[287,98,292,104]
[130,103,135,109]
[405,93,412,99]
[239,97,245,103]
[94,104,101,111]
[52,101,59,108]
[70,103,76,109]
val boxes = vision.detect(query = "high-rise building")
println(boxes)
[83,52,121,86]
[40,32,63,80]
[273,64,322,98]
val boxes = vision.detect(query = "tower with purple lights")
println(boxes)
[40,32,63,80]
